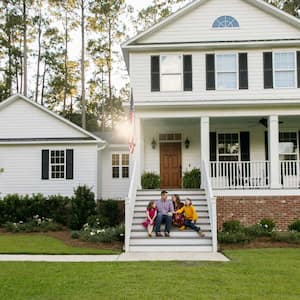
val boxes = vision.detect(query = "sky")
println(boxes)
[126,0,152,10]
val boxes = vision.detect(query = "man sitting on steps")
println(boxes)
[155,190,174,237]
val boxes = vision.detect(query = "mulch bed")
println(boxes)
[219,237,300,251]
[0,228,123,251]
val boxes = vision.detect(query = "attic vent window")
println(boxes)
[212,16,239,28]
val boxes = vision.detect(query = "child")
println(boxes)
[142,201,157,237]
[172,194,184,227]
[176,198,205,237]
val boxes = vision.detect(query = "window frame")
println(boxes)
[217,132,241,162]
[160,54,183,92]
[215,53,239,91]
[279,131,299,161]
[49,149,66,180]
[212,16,240,29]
[273,51,297,89]
[112,152,130,179]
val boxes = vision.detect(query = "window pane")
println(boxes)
[274,53,295,70]
[216,54,237,72]
[218,133,239,155]
[112,167,119,178]
[219,155,239,162]
[161,55,182,74]
[217,73,237,89]
[161,74,182,91]
[279,132,297,154]
[112,154,119,166]
[122,154,129,166]
[274,71,295,88]
[122,167,129,178]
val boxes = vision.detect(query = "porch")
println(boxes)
[134,115,300,191]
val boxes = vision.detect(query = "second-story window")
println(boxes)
[274,52,296,88]
[216,54,238,90]
[161,55,182,91]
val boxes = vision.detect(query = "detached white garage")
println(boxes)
[0,94,104,197]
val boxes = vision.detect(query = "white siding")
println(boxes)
[0,144,98,197]
[139,0,300,44]
[0,99,87,138]
[99,147,130,200]
[130,48,300,104]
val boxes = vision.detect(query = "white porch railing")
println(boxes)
[210,161,270,189]
[281,161,300,189]
[125,160,138,252]
[201,160,217,253]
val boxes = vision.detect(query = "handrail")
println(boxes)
[201,160,217,253]
[125,160,138,252]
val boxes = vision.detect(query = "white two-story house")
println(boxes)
[122,0,300,252]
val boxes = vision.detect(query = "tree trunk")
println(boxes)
[41,65,47,106]
[23,0,28,97]
[63,10,68,115]
[108,19,113,129]
[35,8,42,103]
[81,0,86,129]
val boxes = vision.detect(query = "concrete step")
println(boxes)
[135,195,206,201]
[131,223,211,231]
[134,200,208,207]
[129,245,213,252]
[134,206,208,212]
[137,190,205,196]
[130,231,212,238]
[133,211,210,218]
[130,238,212,246]
[132,217,210,223]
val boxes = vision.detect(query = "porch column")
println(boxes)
[268,115,281,189]
[200,116,210,188]
[135,117,142,189]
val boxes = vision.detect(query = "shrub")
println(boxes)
[245,224,272,237]
[69,186,96,230]
[218,231,253,244]
[271,231,300,244]
[182,168,201,189]
[222,220,245,233]
[79,224,125,243]
[87,215,110,229]
[141,172,160,189]
[288,220,300,232]
[97,200,123,227]
[4,216,62,233]
[259,218,276,232]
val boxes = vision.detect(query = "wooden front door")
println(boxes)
[160,143,182,189]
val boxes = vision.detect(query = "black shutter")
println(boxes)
[265,131,269,161]
[240,132,250,161]
[239,53,248,89]
[151,56,160,92]
[42,150,49,180]
[66,149,74,180]
[263,52,273,89]
[297,51,300,88]
[183,55,193,91]
[206,54,215,90]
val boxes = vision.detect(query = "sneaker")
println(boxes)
[198,231,205,237]
[179,226,186,231]
[164,232,170,237]
[156,232,162,237]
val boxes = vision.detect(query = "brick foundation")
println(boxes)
[217,196,300,230]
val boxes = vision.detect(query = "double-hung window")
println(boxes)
[215,54,238,90]
[274,52,296,88]
[112,153,129,179]
[160,55,182,92]
[50,150,65,179]
[279,132,298,161]
[218,133,240,161]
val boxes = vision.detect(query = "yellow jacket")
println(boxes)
[176,205,198,221]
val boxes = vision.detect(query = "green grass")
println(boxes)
[0,235,120,255]
[0,249,299,300]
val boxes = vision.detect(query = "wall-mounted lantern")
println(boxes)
[184,138,190,149]
[151,138,157,149]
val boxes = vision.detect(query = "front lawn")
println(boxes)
[0,235,120,255]
[0,249,299,300]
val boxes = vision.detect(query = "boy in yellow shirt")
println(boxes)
[176,198,205,237]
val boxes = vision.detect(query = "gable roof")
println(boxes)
[122,0,300,69]
[0,94,105,144]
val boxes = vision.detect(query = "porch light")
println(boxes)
[151,138,157,149]
[185,138,190,149]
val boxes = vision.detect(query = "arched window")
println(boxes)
[212,16,239,28]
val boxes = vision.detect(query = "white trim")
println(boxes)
[0,94,105,144]
[49,149,66,181]
[0,140,100,145]
[112,152,130,180]
[214,189,300,196]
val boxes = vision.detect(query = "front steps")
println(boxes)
[129,190,213,252]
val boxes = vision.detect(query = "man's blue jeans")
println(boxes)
[184,220,200,232]
[155,213,172,233]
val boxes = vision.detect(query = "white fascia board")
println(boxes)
[0,140,101,146]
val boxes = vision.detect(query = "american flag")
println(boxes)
[128,89,135,154]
